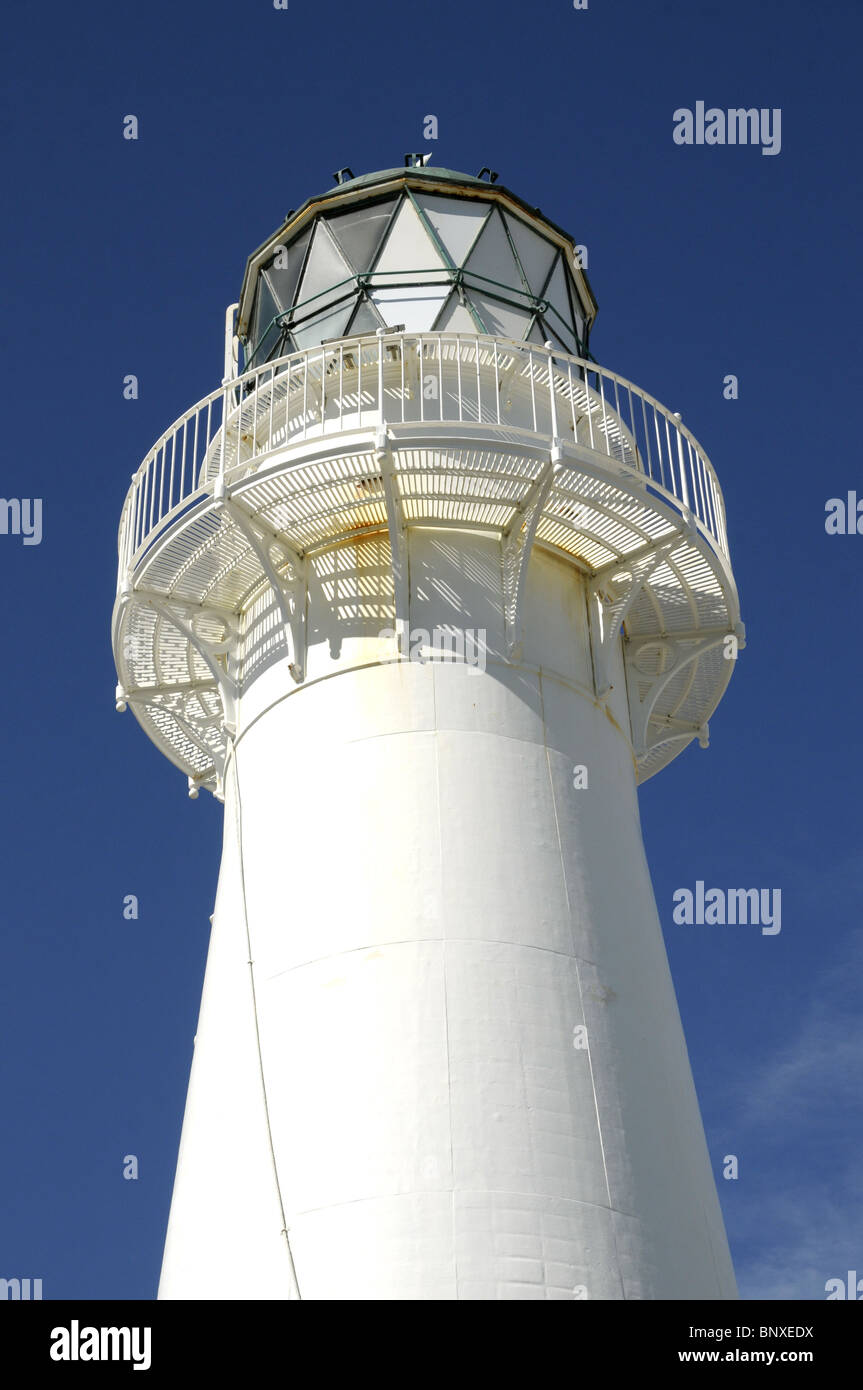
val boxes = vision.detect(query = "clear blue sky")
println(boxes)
[1,0,860,1300]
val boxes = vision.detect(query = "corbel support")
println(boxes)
[139,595,238,735]
[130,589,238,649]
[377,429,410,654]
[128,691,224,770]
[626,629,730,757]
[502,450,560,659]
[219,497,307,684]
[588,538,677,699]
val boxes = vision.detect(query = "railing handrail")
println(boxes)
[118,332,728,570]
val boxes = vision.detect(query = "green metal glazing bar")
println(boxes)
[406,189,488,335]
[245,267,590,367]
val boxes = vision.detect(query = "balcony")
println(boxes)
[113,332,740,793]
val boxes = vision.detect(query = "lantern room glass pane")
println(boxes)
[470,290,533,341]
[252,276,280,355]
[257,320,285,365]
[326,198,398,274]
[295,221,354,317]
[504,213,558,298]
[433,292,478,332]
[370,285,449,332]
[371,195,448,286]
[463,208,526,299]
[414,194,490,267]
[539,317,575,355]
[347,299,385,335]
[543,257,578,349]
[264,224,312,314]
[291,298,355,350]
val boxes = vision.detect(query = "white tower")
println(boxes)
[113,163,742,1300]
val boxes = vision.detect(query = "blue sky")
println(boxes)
[1,0,860,1299]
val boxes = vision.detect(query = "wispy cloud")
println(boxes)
[722,928,863,1299]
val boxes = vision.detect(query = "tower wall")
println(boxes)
[158,531,737,1300]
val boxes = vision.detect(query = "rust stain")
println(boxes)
[586,984,617,1005]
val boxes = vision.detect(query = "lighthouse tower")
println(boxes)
[113,163,742,1300]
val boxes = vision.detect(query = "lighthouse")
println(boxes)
[113,162,742,1300]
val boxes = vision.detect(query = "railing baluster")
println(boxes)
[147,455,156,533]
[397,336,404,423]
[529,347,537,432]
[120,336,733,576]
[612,377,623,463]
[640,392,652,480]
[456,337,463,422]
[167,431,176,513]
[548,347,558,439]
[598,372,609,460]
[653,408,665,489]
[691,439,706,528]
[433,333,441,419]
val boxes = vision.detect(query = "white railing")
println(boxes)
[117,332,728,581]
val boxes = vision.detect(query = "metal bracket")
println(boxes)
[502,452,559,658]
[219,497,307,684]
[139,595,238,734]
[131,589,238,647]
[588,538,677,698]
[377,429,410,654]
[128,691,225,770]
[626,629,730,757]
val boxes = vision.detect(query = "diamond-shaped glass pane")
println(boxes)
[347,299,385,335]
[291,298,356,350]
[469,290,533,340]
[326,197,398,274]
[256,321,285,364]
[252,276,280,353]
[543,256,578,348]
[539,317,576,354]
[571,305,586,353]
[463,208,526,298]
[296,221,354,318]
[370,285,449,331]
[433,292,479,332]
[504,213,557,297]
[264,224,312,314]
[414,194,490,267]
[371,195,449,286]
